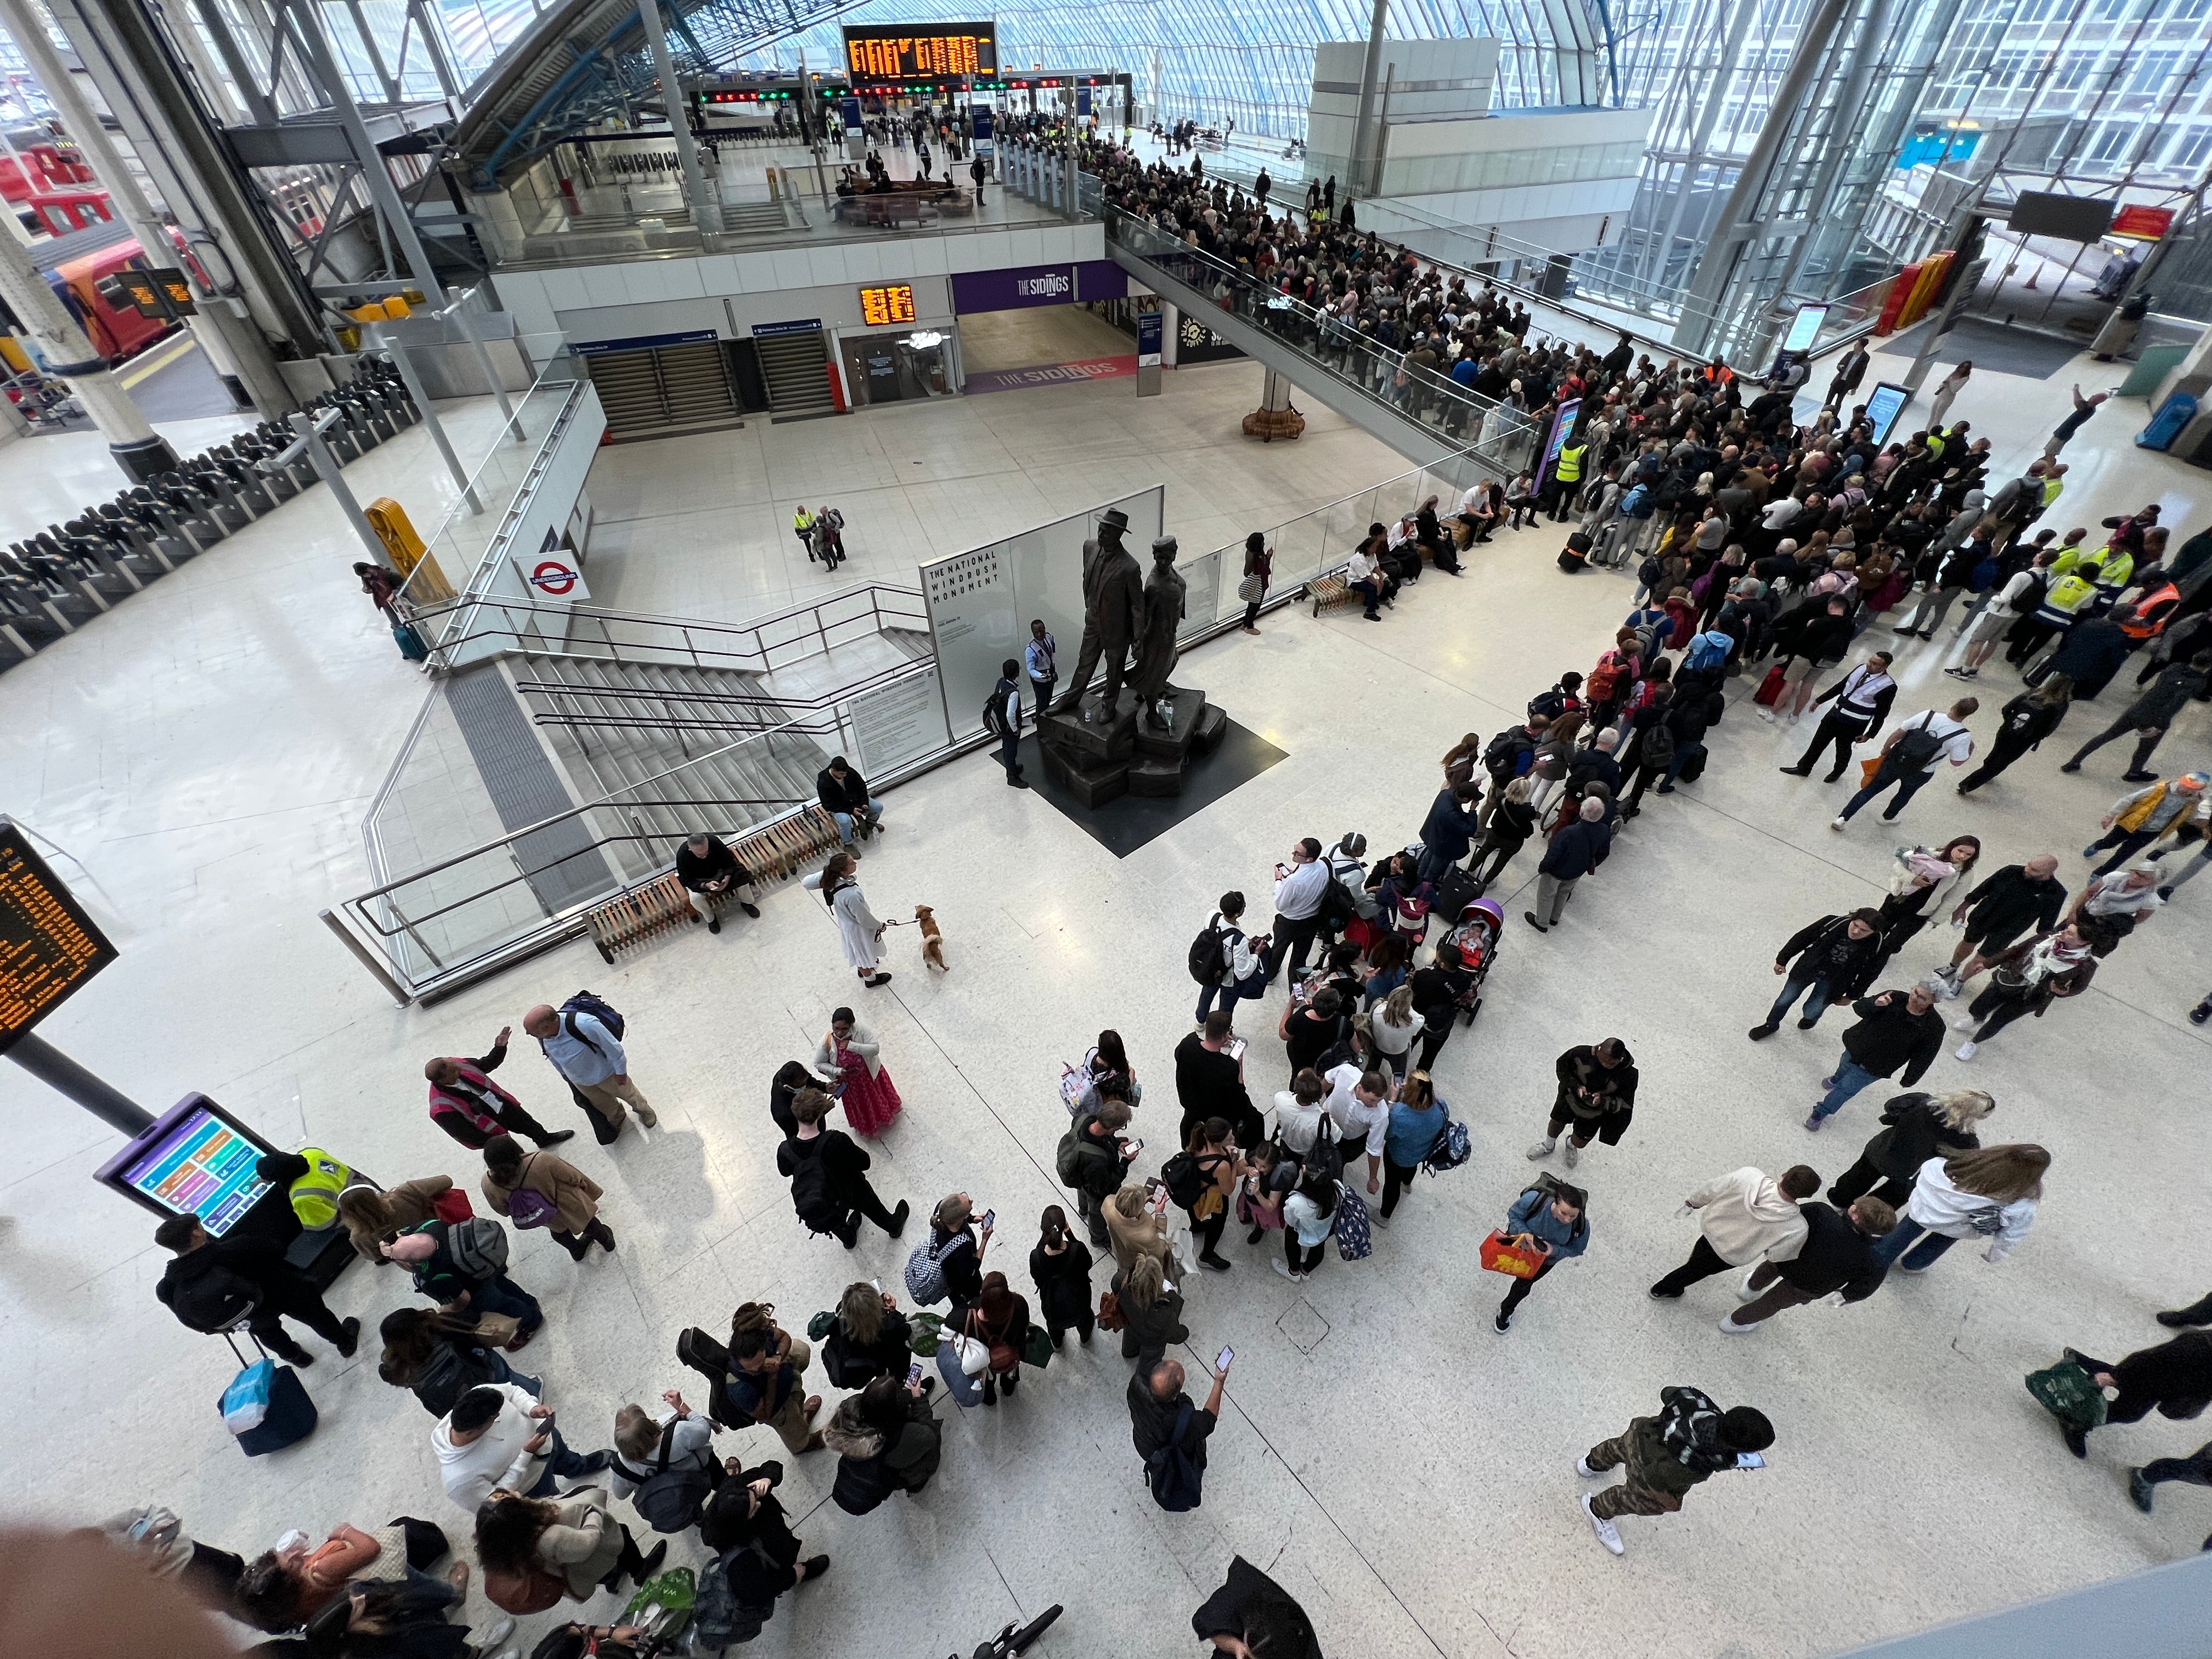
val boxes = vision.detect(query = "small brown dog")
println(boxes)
[914,904,948,971]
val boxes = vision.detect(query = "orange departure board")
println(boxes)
[0,816,117,1052]
[860,283,917,325]
[842,24,997,81]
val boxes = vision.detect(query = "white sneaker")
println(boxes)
[1955,1040,1978,1061]
[477,1619,516,1651]
[1371,1210,1391,1228]
[1271,1256,1295,1279]
[1526,1139,1557,1160]
[1950,1013,1978,1031]
[1576,1455,1600,1477]
[1718,1313,1757,1335]
[1736,1268,1765,1302]
[1830,816,1847,831]
[1562,1141,1579,1168]
[1756,707,1775,723]
[1581,1492,1625,1555]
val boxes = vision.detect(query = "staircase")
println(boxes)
[506,652,834,868]
[755,330,837,418]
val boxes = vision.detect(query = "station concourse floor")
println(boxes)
[1,334,2209,1659]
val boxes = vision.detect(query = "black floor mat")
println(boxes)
[1873,315,2083,380]
[1012,718,1288,858]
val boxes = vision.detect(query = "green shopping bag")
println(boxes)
[2025,1359,2109,1431]
[620,1565,697,1647]
[909,1310,945,1355]
[1021,1324,1054,1369]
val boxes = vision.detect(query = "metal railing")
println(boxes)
[407,579,928,679]
[1108,210,1539,481]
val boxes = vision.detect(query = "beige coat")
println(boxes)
[533,1486,623,1600]
[345,1175,454,1263]
[482,1150,602,1234]
[1104,1197,1173,1275]
[1686,1167,1809,1265]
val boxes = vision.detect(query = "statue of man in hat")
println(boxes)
[1128,535,1186,728]
[1051,507,1146,720]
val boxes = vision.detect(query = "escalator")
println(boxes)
[1104,210,1530,490]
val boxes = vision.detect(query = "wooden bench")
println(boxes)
[586,805,843,961]
[1308,566,1359,616]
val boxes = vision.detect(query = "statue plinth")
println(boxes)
[1039,684,1225,805]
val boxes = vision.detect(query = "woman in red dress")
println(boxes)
[815,1006,902,1136]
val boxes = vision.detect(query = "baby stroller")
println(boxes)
[1430,898,1503,1024]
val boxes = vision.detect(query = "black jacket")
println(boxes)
[1838,994,1945,1086]
[2124,662,2211,727]
[1775,915,1882,999]
[817,764,873,814]
[776,1128,874,1202]
[823,1308,915,1388]
[1553,1045,1638,1119]
[1774,1202,1888,1300]
[1192,1558,1322,1658]
[1960,865,2068,939]
[156,1233,312,1327]
[1860,1093,1981,1182]
[1567,751,1622,797]
[1065,1116,1129,1201]
[1028,1239,1096,1329]
[1114,1275,1189,1361]
[1776,606,1856,668]
[2050,618,2134,683]
[674,833,748,893]
[1989,691,2067,754]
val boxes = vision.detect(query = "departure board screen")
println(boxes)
[860,283,917,325]
[0,816,117,1053]
[842,24,997,80]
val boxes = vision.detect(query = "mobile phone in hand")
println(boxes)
[1736,1452,1765,1470]
[906,1361,924,1387]
[980,1209,995,1231]
[1216,1345,1234,1371]
[1227,1038,1247,1061]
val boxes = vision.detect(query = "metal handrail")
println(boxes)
[411,579,928,678]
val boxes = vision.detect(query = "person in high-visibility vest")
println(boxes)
[256,1147,354,1231]
[1548,437,1588,524]
[793,504,816,562]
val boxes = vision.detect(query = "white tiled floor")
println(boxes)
[2,329,2209,1659]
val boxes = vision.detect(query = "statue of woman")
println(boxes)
[1128,535,1187,729]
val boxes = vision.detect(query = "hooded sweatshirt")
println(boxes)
[1686,1167,1809,1266]
[1903,1158,2037,1262]
[431,1381,547,1511]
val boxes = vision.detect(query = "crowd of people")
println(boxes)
[103,142,2212,1657]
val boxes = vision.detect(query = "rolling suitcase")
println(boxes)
[1434,865,1481,919]
[1558,531,1591,573]
[221,1335,318,1457]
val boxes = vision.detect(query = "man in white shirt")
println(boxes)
[1266,838,1330,984]
[1834,699,1978,831]
[1324,1063,1391,1197]
[1951,546,2061,677]
[432,1383,614,1510]
[1345,543,1388,622]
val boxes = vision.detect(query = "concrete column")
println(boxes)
[0,224,175,478]
[635,0,721,234]
[1347,0,1390,201]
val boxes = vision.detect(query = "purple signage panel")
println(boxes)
[952,263,1076,313]
[1076,259,1128,302]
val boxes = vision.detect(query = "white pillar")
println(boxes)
[0,224,176,477]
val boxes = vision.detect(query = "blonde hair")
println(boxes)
[1113,1184,1150,1218]
[1929,1090,1996,1132]
[337,1188,393,1233]
[1121,1253,1164,1309]
[839,1280,883,1344]
[1383,984,1415,1025]
[1944,1143,2049,1205]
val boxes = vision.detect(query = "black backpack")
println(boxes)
[1160,1149,1224,1209]
[619,1423,721,1533]
[2010,571,2049,614]
[983,678,1015,737]
[167,1260,258,1334]
[1886,712,1946,775]
[832,1452,900,1516]
[1318,873,1361,932]
[784,1138,841,1231]
[1187,916,1233,984]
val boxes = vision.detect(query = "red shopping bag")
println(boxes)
[1753,664,1786,707]
[1479,1230,1547,1279]
[432,1188,475,1223]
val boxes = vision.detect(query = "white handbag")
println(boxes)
[946,1314,990,1376]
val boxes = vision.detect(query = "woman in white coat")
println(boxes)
[1927,360,1971,430]
[1870,1144,2046,1273]
[811,851,890,988]
[1872,834,1979,970]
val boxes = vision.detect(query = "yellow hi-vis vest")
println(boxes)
[1555,442,1587,484]
[288,1147,352,1230]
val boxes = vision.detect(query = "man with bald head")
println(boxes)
[523,1001,656,1143]
[1935,854,2067,995]
[424,1025,573,1150]
[1128,1353,1228,1510]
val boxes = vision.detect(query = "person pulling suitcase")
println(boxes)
[155,1214,360,1365]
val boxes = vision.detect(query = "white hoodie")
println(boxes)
[431,1382,548,1511]
[1686,1167,1809,1266]
[1905,1158,2036,1262]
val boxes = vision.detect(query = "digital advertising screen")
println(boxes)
[0,815,118,1054]
[1780,303,1829,354]
[842,24,997,81]
[1863,380,1912,446]
[1537,397,1581,492]
[95,1094,275,1237]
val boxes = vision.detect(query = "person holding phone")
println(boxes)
[1577,1385,1775,1556]
[823,1372,943,1514]
[1029,1206,1097,1348]
[1493,1179,1588,1334]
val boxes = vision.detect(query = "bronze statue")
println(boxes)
[1050,507,1146,720]
[1128,534,1186,729]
